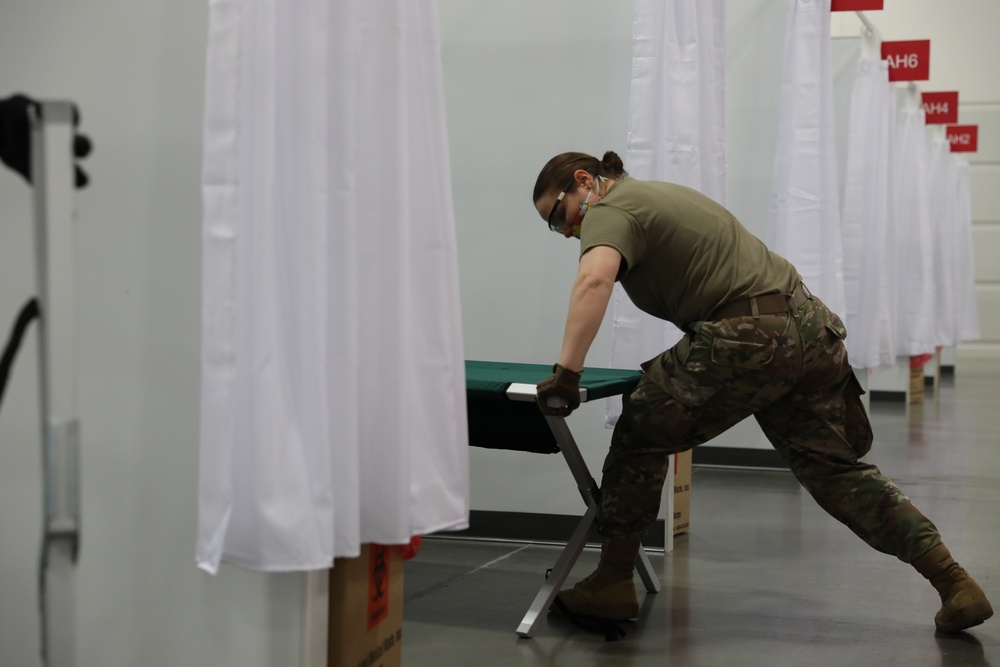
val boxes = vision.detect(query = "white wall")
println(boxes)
[1,1,999,666]
[963,105,1000,358]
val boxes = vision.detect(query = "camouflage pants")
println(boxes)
[600,293,941,564]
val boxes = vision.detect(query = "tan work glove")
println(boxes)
[536,364,582,417]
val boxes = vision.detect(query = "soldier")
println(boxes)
[532,150,992,634]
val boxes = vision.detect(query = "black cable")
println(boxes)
[0,297,39,414]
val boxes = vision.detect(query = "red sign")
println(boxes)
[922,91,959,124]
[831,0,883,10]
[946,125,979,153]
[881,40,931,81]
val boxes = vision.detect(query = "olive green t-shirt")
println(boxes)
[580,178,800,327]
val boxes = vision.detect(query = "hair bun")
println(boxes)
[600,151,624,177]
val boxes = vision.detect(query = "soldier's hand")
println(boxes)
[536,364,582,417]
[0,94,93,187]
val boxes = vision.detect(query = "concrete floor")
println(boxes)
[402,361,1000,666]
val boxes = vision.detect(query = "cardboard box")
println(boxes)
[672,450,692,535]
[328,544,403,667]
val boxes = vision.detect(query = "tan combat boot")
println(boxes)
[913,543,993,633]
[556,537,640,620]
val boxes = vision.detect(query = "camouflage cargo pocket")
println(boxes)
[640,335,718,410]
[711,337,776,369]
[672,335,693,367]
[844,372,873,457]
[825,310,847,340]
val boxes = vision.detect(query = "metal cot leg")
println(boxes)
[514,415,661,637]
[516,504,598,637]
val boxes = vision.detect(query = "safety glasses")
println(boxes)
[546,175,577,233]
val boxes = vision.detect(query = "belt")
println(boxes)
[709,283,811,321]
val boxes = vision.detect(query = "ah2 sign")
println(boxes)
[946,125,979,153]
[882,40,931,81]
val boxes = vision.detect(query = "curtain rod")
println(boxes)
[855,11,880,39]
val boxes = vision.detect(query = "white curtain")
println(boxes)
[840,42,896,369]
[927,130,958,347]
[893,88,936,356]
[954,159,981,341]
[607,0,726,426]
[768,0,846,319]
[198,0,469,574]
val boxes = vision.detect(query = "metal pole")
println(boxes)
[31,101,81,667]
[854,12,878,34]
[855,11,879,39]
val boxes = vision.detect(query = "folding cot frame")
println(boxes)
[465,361,662,638]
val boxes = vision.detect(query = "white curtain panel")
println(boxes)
[954,159,981,341]
[841,49,896,369]
[606,0,726,426]
[927,131,958,347]
[768,0,846,319]
[198,0,469,574]
[892,93,936,356]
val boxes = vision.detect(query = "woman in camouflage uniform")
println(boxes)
[532,150,991,634]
